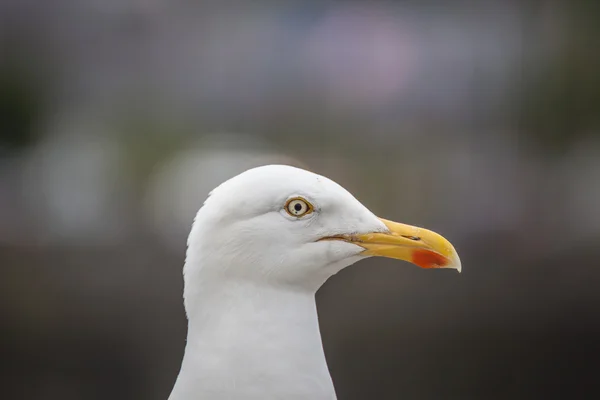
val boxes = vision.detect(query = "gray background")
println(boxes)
[1,1,599,399]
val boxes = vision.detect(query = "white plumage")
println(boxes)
[169,165,460,400]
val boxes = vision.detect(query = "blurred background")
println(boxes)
[1,0,599,399]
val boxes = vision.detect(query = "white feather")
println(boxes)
[169,165,387,400]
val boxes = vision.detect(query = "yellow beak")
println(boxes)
[323,218,461,272]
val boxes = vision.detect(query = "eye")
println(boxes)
[284,197,313,217]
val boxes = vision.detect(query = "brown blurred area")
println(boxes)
[1,1,599,399]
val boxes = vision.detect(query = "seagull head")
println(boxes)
[185,165,461,292]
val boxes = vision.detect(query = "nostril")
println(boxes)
[401,235,421,241]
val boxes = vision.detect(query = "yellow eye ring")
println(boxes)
[284,197,314,217]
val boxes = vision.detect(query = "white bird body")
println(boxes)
[169,165,460,400]
[170,283,336,399]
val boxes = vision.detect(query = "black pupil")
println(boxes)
[294,202,303,212]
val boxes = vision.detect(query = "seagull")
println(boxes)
[168,165,461,400]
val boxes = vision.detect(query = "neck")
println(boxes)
[169,278,337,400]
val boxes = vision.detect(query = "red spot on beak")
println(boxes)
[412,249,449,269]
